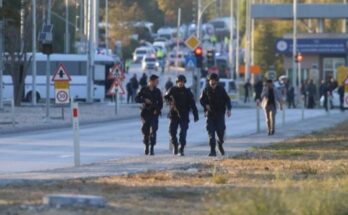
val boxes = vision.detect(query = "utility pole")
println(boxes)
[343,0,347,33]
[65,0,70,53]
[245,0,251,81]
[197,0,202,40]
[292,0,298,90]
[87,0,96,103]
[251,0,255,66]
[0,2,3,110]
[175,8,181,69]
[45,0,52,120]
[235,0,240,80]
[32,0,37,105]
[229,0,234,79]
[105,0,109,54]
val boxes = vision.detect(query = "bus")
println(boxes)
[3,53,117,102]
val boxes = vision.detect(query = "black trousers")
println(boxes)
[206,113,226,147]
[141,114,159,146]
[169,117,189,147]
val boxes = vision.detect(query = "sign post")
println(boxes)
[52,64,72,119]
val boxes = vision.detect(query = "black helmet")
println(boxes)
[149,74,159,81]
[176,75,186,83]
[207,73,219,81]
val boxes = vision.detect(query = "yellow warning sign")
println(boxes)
[54,81,70,89]
[185,35,200,51]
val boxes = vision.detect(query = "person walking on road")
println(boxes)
[135,75,163,156]
[261,79,283,136]
[200,73,232,157]
[126,81,133,104]
[139,73,148,88]
[165,77,174,92]
[306,80,316,109]
[130,74,139,103]
[164,75,199,156]
[244,79,252,103]
[286,83,296,109]
[254,79,263,102]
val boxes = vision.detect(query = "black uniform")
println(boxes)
[200,84,232,156]
[164,86,199,155]
[135,86,163,155]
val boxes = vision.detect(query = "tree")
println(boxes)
[156,0,194,25]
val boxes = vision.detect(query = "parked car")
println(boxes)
[141,56,160,72]
[133,47,155,63]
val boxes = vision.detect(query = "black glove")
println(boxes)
[194,115,199,122]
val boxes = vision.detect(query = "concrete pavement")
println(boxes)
[0,109,346,185]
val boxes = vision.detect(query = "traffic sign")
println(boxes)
[108,63,124,80]
[185,55,196,68]
[52,64,72,81]
[54,81,70,89]
[185,35,201,51]
[55,89,70,104]
[107,79,125,96]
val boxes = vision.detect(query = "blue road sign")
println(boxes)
[276,38,348,54]
[185,55,197,68]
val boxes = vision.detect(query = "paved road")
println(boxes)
[0,108,335,173]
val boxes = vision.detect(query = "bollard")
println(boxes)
[71,102,80,167]
[11,99,15,127]
[256,99,260,133]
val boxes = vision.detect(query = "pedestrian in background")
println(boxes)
[286,83,296,108]
[135,75,163,156]
[244,79,252,103]
[254,79,263,102]
[200,73,232,157]
[164,75,199,156]
[139,73,148,88]
[306,79,316,109]
[261,79,283,136]
[300,80,308,108]
[126,81,133,104]
[130,74,139,103]
[165,77,174,92]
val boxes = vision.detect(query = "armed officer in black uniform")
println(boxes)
[200,73,232,157]
[164,75,199,156]
[135,75,163,156]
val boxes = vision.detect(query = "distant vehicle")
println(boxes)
[320,88,340,108]
[141,56,160,72]
[157,27,177,46]
[133,47,155,63]
[208,17,234,40]
[3,53,117,102]
[200,78,239,105]
[167,51,187,68]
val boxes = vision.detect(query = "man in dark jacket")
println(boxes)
[135,75,163,156]
[130,74,139,102]
[338,82,345,112]
[244,79,252,103]
[306,80,316,109]
[254,79,263,102]
[286,83,295,109]
[139,73,147,88]
[200,73,232,157]
[165,77,174,92]
[126,81,133,104]
[164,75,199,156]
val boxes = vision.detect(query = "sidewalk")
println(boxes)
[0,102,147,135]
[0,112,346,186]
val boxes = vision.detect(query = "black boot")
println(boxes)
[179,145,185,156]
[208,145,217,157]
[150,145,155,156]
[173,144,179,155]
[144,145,149,155]
[218,144,225,156]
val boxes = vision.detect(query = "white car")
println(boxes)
[320,88,340,108]
[133,47,155,63]
[141,56,160,72]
